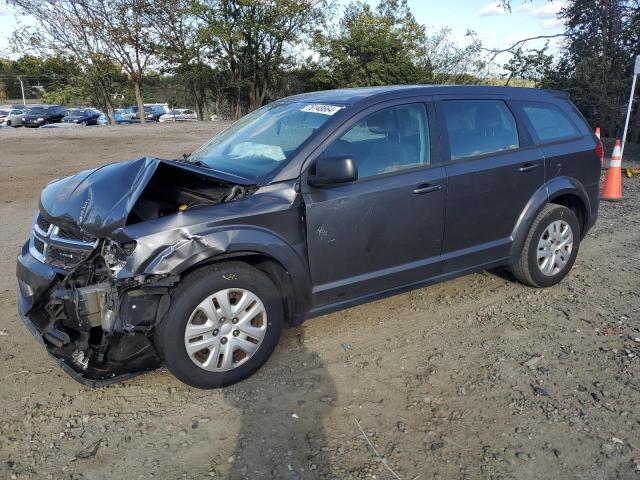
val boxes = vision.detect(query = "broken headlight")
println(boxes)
[101,240,136,276]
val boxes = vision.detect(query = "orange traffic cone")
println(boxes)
[595,128,604,166]
[601,139,623,201]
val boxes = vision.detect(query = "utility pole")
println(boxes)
[17,76,26,107]
[621,55,639,160]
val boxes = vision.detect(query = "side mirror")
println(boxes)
[308,155,358,186]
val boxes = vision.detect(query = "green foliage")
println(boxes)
[541,0,640,140]
[502,44,553,86]
[314,0,429,88]
[40,85,85,105]
[195,0,329,114]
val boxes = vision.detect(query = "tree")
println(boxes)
[542,0,640,139]
[8,0,118,122]
[502,43,553,85]
[89,0,155,123]
[314,0,429,88]
[145,0,213,120]
[424,27,484,83]
[195,0,329,114]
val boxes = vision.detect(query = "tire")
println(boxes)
[155,261,284,388]
[511,204,581,288]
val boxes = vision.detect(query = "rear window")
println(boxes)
[521,103,580,142]
[441,100,519,160]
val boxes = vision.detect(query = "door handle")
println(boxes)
[413,184,442,195]
[519,163,539,173]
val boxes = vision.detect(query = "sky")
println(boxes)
[0,0,567,64]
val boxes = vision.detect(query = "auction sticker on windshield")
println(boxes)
[300,104,344,115]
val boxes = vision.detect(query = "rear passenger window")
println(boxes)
[441,100,519,160]
[521,103,579,142]
[325,103,429,179]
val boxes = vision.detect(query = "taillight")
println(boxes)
[595,141,604,166]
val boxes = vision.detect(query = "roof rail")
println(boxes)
[547,89,570,99]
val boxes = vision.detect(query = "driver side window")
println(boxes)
[324,103,430,179]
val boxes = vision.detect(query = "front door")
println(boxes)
[302,101,446,308]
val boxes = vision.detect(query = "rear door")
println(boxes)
[302,99,446,307]
[436,96,545,273]
[514,99,600,205]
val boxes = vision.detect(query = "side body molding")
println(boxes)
[509,176,592,260]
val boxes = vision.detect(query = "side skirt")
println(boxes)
[303,256,513,321]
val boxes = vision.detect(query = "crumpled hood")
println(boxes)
[39,157,253,239]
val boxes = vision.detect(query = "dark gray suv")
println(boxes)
[16,86,601,388]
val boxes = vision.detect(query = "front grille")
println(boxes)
[56,227,96,243]
[30,214,98,269]
[37,216,51,233]
[47,246,92,268]
[33,237,45,254]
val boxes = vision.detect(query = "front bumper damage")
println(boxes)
[17,240,177,386]
[15,157,260,386]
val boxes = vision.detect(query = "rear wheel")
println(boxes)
[511,204,580,288]
[155,262,284,388]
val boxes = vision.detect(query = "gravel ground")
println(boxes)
[0,123,639,480]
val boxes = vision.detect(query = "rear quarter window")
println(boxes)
[521,102,580,143]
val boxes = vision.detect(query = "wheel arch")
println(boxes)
[510,176,591,260]
[141,227,312,325]
[180,251,305,326]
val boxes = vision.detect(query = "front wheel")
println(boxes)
[511,204,581,288]
[155,262,284,388]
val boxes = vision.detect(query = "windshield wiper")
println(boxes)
[174,154,210,169]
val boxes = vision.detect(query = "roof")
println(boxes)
[284,85,563,106]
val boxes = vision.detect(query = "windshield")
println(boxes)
[66,109,85,116]
[187,101,341,180]
[0,110,8,116]
[166,109,182,115]
[26,107,47,115]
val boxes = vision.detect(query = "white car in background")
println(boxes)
[159,109,198,122]
[0,106,26,127]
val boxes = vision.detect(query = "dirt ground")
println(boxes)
[0,123,639,480]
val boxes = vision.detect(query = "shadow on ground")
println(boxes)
[224,328,337,479]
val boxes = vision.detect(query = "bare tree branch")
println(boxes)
[482,33,566,64]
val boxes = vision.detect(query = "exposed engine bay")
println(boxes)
[129,161,254,223]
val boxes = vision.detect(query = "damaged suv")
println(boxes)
[17,86,601,388]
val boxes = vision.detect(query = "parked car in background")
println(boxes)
[0,106,26,127]
[132,104,167,122]
[22,105,66,128]
[15,86,601,389]
[114,109,140,124]
[97,112,108,125]
[159,109,198,122]
[63,108,101,125]
[116,108,137,122]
